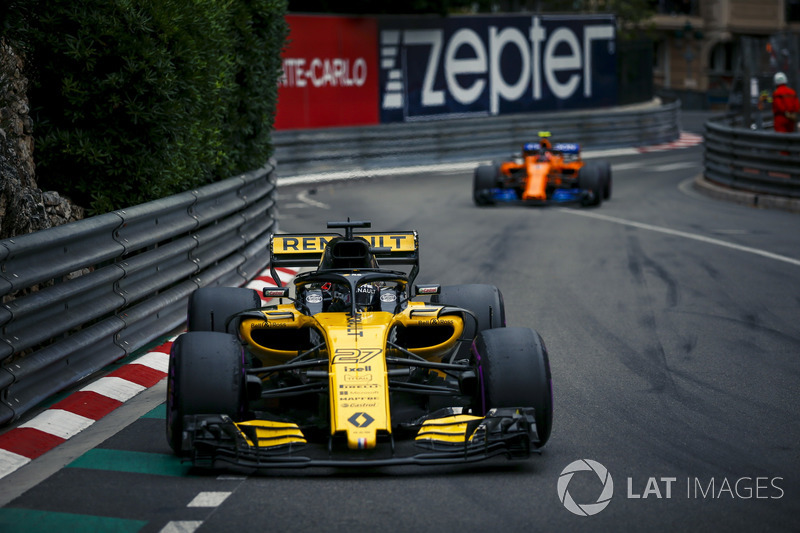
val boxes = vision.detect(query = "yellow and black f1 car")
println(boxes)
[167,220,553,469]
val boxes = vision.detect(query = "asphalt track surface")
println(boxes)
[2,128,800,532]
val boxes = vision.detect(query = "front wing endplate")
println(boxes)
[181,408,541,469]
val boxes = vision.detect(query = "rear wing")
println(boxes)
[523,142,581,154]
[269,230,420,286]
[554,142,580,154]
[270,233,341,268]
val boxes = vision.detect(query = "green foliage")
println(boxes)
[8,0,288,214]
[287,0,478,16]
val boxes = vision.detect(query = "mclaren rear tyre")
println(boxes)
[578,163,603,207]
[598,160,612,200]
[166,331,246,455]
[473,164,498,206]
[431,284,505,360]
[187,286,262,333]
[474,327,553,447]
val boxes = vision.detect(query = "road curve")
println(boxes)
[2,141,799,533]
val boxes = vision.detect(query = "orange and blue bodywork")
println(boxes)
[474,132,609,207]
[498,141,586,203]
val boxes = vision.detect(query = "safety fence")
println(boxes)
[273,99,681,175]
[0,99,685,427]
[0,163,278,426]
[705,115,800,198]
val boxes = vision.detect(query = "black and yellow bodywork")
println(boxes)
[171,221,547,469]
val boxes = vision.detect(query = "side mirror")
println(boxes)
[415,284,441,296]
[263,287,290,299]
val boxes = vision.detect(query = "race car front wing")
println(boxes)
[180,407,542,470]
[490,187,590,204]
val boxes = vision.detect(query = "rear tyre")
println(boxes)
[431,284,505,360]
[597,160,612,200]
[474,327,553,447]
[473,164,499,206]
[166,331,246,455]
[188,287,261,333]
[579,163,603,207]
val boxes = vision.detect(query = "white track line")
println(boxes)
[559,209,800,267]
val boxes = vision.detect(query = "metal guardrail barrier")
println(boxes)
[0,99,684,427]
[273,99,681,175]
[705,115,800,199]
[0,163,278,426]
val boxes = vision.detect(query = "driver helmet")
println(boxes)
[322,281,379,311]
[537,131,552,155]
[355,283,379,309]
[775,72,788,86]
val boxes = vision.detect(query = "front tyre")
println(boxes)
[473,164,499,206]
[474,327,553,447]
[166,331,246,455]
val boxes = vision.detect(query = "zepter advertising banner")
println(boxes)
[378,15,617,123]
[275,15,380,130]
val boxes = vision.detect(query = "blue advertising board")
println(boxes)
[379,15,617,123]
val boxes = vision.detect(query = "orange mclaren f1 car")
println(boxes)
[473,132,611,207]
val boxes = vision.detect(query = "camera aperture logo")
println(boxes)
[558,459,614,516]
[558,460,786,517]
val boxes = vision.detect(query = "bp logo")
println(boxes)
[557,459,614,516]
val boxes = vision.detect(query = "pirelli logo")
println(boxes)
[273,233,416,254]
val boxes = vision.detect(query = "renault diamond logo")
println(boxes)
[348,412,375,428]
